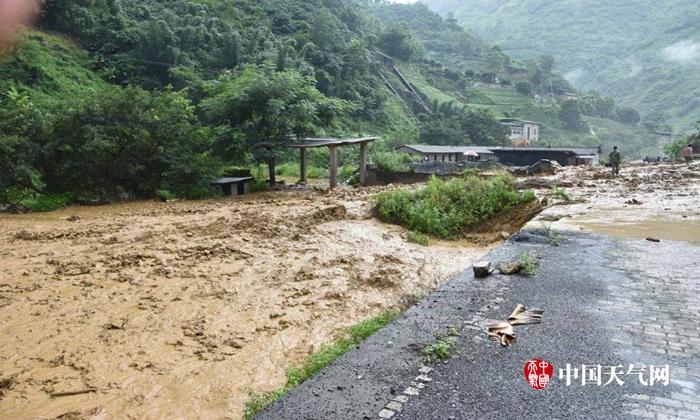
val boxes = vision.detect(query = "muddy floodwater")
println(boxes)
[1,162,697,419]
[0,188,492,419]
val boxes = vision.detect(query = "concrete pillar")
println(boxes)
[329,146,338,189]
[359,142,368,186]
[299,147,307,185]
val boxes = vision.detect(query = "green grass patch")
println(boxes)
[406,231,430,246]
[519,253,541,276]
[551,186,571,201]
[243,310,401,419]
[5,191,73,212]
[275,162,327,179]
[376,174,535,239]
[422,326,459,364]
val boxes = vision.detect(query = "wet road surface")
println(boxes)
[258,229,700,419]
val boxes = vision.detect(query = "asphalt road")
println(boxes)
[258,229,700,419]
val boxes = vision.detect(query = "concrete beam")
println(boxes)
[329,146,338,189]
[299,147,307,185]
[359,141,368,186]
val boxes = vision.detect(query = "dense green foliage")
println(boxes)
[243,310,400,419]
[376,175,535,239]
[423,0,700,131]
[0,0,664,209]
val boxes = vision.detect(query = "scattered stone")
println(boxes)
[393,395,409,403]
[473,261,495,278]
[403,387,420,396]
[515,178,554,190]
[386,401,403,412]
[646,237,661,243]
[498,261,524,275]
[527,159,562,175]
[378,408,396,419]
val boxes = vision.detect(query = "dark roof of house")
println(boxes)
[499,118,539,125]
[288,137,380,148]
[495,147,600,155]
[400,145,600,156]
[398,145,496,155]
[210,177,254,185]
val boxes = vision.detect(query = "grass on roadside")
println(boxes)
[243,310,401,419]
[422,325,460,364]
[519,253,541,276]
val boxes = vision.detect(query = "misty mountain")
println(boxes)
[421,0,700,131]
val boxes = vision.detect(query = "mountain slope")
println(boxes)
[422,0,700,131]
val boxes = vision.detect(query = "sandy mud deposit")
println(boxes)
[524,161,700,243]
[0,188,492,419]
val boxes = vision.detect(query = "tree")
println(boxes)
[377,24,421,60]
[203,66,349,185]
[0,87,45,199]
[615,107,641,125]
[559,100,588,132]
[515,81,533,96]
[44,86,217,198]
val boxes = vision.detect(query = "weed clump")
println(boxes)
[407,231,430,246]
[376,175,535,239]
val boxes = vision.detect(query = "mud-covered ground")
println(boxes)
[1,161,697,420]
[529,161,700,243]
[0,187,494,419]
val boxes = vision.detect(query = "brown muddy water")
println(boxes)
[0,188,493,419]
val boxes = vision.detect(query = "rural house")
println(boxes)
[500,119,540,145]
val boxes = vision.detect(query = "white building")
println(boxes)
[500,119,540,145]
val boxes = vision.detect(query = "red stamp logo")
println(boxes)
[525,359,554,390]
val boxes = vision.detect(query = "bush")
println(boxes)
[275,162,327,179]
[16,192,72,212]
[372,152,417,172]
[376,175,535,239]
[407,231,430,246]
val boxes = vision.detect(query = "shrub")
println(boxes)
[17,192,72,212]
[407,231,430,246]
[376,175,535,239]
[372,152,417,172]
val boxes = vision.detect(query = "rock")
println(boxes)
[646,237,661,243]
[67,215,81,222]
[515,178,554,190]
[527,159,562,175]
[473,261,494,278]
[625,198,642,205]
[498,261,524,275]
[499,231,511,240]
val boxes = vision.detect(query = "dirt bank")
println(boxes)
[0,187,494,419]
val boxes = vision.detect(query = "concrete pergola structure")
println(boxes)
[288,137,380,189]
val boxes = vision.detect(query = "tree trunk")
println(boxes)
[268,156,276,187]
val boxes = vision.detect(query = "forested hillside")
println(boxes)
[0,0,655,210]
[422,0,700,131]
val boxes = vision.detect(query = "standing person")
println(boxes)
[609,146,622,176]
[681,144,694,165]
